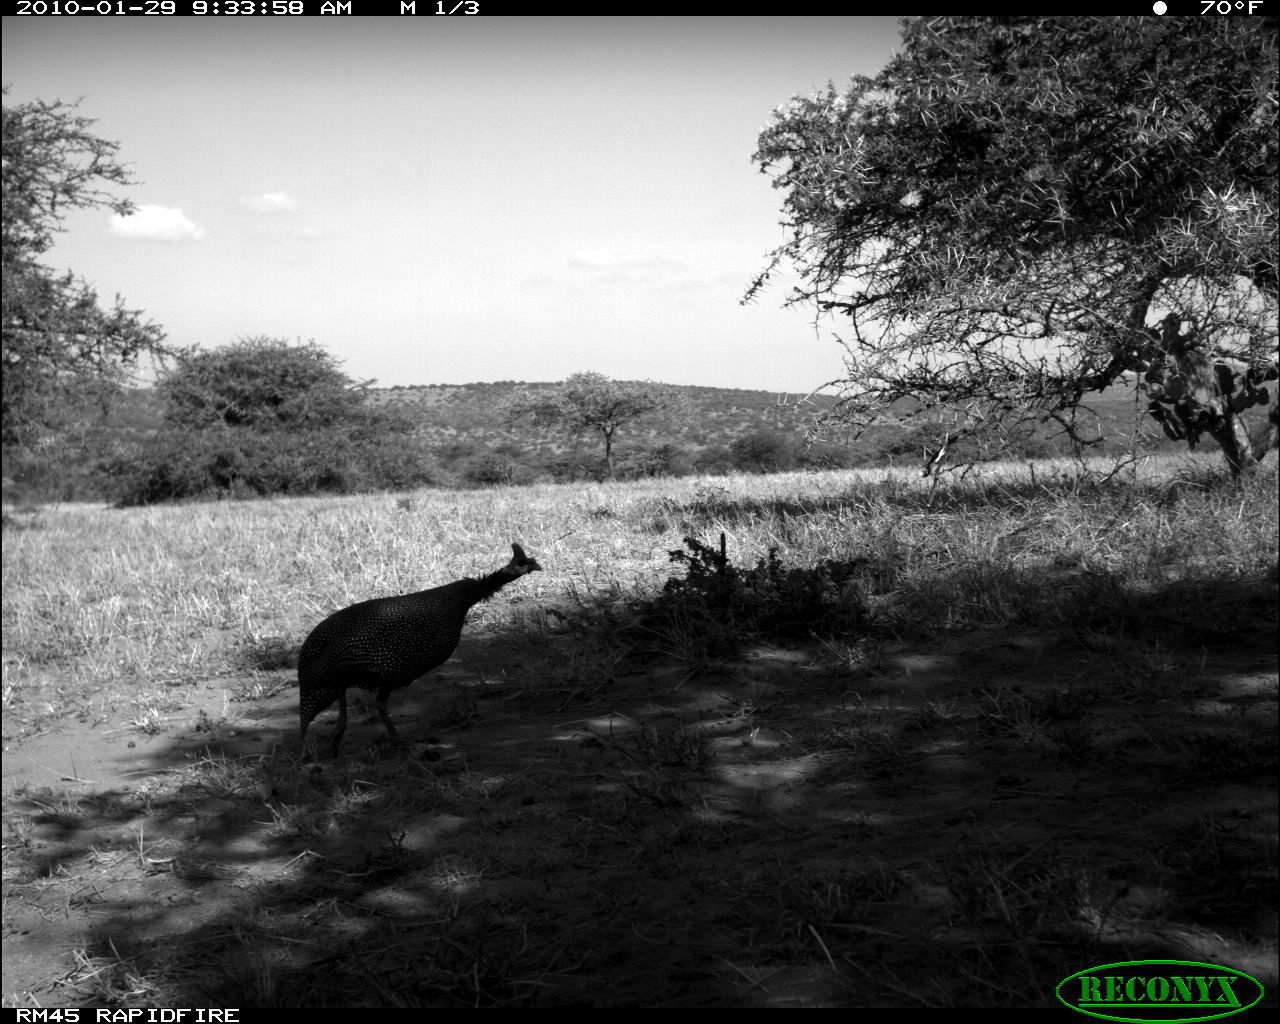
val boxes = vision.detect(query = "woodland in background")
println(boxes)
[0,372,1245,506]
[4,18,1276,506]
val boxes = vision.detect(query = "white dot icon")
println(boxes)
[1153,1,1167,12]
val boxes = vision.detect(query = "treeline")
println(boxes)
[2,338,1160,506]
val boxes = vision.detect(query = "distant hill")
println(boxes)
[6,377,1199,504]
[367,379,1193,469]
[99,376,1182,465]
[367,381,854,458]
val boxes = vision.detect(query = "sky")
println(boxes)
[3,16,905,393]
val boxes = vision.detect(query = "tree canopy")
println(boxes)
[159,336,371,432]
[507,372,676,480]
[748,16,1278,476]
[112,337,433,504]
[2,90,169,452]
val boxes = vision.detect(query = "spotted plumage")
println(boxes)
[299,542,542,757]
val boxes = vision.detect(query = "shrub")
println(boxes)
[107,426,436,505]
[730,430,799,472]
[457,451,536,488]
[651,535,870,656]
[109,337,435,502]
[616,443,693,479]
[692,445,735,475]
[798,440,857,470]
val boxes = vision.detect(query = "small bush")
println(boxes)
[458,452,534,487]
[104,337,437,503]
[730,430,799,472]
[106,427,436,505]
[546,455,608,483]
[692,445,735,475]
[653,535,870,655]
[616,443,694,479]
[799,440,857,470]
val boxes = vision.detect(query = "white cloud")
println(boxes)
[241,191,299,213]
[569,249,684,278]
[110,205,205,242]
[570,248,622,269]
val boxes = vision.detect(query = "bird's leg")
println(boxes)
[376,687,400,745]
[328,690,348,758]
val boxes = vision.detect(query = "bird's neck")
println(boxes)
[470,568,519,602]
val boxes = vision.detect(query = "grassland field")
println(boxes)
[2,454,1276,1007]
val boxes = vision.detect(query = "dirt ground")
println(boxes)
[4,601,1277,1008]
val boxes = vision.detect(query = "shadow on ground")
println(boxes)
[3,570,1276,1007]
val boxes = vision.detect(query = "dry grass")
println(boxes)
[3,453,1276,1007]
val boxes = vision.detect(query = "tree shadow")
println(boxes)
[4,552,1275,1008]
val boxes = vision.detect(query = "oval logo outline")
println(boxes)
[1056,960,1264,1023]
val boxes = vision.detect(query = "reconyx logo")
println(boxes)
[1057,961,1264,1022]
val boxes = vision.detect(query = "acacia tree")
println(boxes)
[507,372,675,479]
[160,336,370,432]
[113,337,432,503]
[747,17,1278,477]
[2,91,169,453]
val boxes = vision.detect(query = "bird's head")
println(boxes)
[506,542,542,576]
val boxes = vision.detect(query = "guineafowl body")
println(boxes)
[299,542,541,757]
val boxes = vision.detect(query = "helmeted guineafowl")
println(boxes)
[298,542,542,758]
